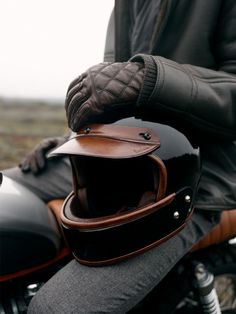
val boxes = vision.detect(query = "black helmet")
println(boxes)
[50,118,201,266]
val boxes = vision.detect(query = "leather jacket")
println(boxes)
[104,0,236,211]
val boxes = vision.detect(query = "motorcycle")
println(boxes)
[0,173,72,314]
[1,119,236,314]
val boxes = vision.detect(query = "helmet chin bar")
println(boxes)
[61,154,194,266]
[61,187,193,266]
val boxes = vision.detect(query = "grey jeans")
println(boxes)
[3,157,73,202]
[3,159,220,314]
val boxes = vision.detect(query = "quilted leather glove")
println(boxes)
[65,62,144,131]
[19,135,69,174]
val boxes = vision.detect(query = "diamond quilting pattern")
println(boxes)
[65,61,144,131]
[90,62,144,103]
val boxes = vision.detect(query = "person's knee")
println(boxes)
[28,292,49,314]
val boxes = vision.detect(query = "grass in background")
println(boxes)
[0,99,68,169]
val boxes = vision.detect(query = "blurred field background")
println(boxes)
[0,97,68,170]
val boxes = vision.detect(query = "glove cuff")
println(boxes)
[129,54,157,118]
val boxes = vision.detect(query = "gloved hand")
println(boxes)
[19,136,68,174]
[65,61,144,132]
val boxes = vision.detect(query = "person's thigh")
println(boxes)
[28,210,220,314]
[2,157,72,202]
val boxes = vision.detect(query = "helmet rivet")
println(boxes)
[185,195,191,203]
[139,132,151,140]
[173,211,180,219]
[84,127,91,134]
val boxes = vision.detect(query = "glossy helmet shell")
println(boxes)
[50,118,201,266]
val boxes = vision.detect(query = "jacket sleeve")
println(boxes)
[103,9,115,62]
[130,3,236,141]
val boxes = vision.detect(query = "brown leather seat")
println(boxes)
[48,199,64,225]
[191,209,236,251]
[48,199,68,245]
[48,200,236,253]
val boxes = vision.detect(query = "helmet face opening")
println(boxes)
[50,119,201,266]
[69,156,158,219]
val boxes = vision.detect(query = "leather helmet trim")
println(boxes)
[61,187,193,266]
[49,124,160,159]
[61,191,176,231]
[69,222,189,267]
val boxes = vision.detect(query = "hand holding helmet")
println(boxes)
[65,61,144,132]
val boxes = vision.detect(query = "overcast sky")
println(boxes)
[0,0,114,100]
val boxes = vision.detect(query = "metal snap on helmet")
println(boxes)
[50,118,201,266]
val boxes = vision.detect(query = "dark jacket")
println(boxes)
[104,0,236,211]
